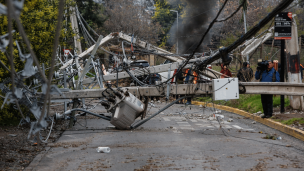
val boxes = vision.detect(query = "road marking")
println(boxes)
[244,129,255,131]
[170,117,184,121]
[223,125,232,128]
[189,119,197,122]
[177,122,189,124]
[172,127,182,133]
[195,124,202,126]
[173,130,182,133]
[213,125,220,128]
[163,118,170,121]
[178,124,191,127]
[198,124,212,127]
[180,127,194,130]
[232,125,243,129]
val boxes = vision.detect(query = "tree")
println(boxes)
[103,0,161,45]
[0,0,74,124]
[153,0,178,48]
[75,0,107,39]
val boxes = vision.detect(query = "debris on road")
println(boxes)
[215,110,221,114]
[227,118,233,122]
[252,121,256,124]
[96,147,111,153]
[263,134,278,140]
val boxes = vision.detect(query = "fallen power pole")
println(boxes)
[50,82,304,100]
[196,0,294,70]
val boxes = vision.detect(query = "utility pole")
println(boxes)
[170,10,178,54]
[280,39,285,113]
[243,0,249,62]
[70,7,82,54]
[69,6,83,128]
[285,15,304,110]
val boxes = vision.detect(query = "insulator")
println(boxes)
[54,71,60,79]
[33,79,39,85]
[108,98,115,103]
[114,91,123,99]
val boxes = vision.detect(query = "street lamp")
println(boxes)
[170,10,178,54]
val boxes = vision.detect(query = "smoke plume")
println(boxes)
[168,0,217,54]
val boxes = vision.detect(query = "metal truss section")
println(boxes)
[60,34,114,70]
[103,62,189,81]
[241,29,274,57]
[117,32,184,62]
[60,32,187,71]
[102,57,226,81]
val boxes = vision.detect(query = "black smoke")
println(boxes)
[168,0,217,54]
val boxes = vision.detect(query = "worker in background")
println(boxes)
[220,63,232,78]
[255,60,280,118]
[176,69,185,104]
[300,64,304,80]
[247,62,253,81]
[184,69,198,105]
[237,62,252,82]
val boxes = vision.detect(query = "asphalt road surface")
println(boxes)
[26,103,304,171]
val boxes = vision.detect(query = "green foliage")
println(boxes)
[195,94,290,114]
[75,0,107,33]
[153,0,182,48]
[239,0,248,11]
[0,0,75,124]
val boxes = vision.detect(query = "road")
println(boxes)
[26,103,304,171]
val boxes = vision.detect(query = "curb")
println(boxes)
[24,147,51,171]
[192,101,304,142]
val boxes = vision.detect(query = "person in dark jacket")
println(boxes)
[255,60,280,118]
[247,63,253,81]
[237,62,252,82]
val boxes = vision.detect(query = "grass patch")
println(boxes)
[195,94,290,114]
[281,118,304,125]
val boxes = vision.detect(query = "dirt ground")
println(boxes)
[0,120,69,171]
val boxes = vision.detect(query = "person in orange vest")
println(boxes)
[193,71,198,84]
[300,64,304,79]
[184,69,198,105]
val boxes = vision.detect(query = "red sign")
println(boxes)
[63,49,71,56]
